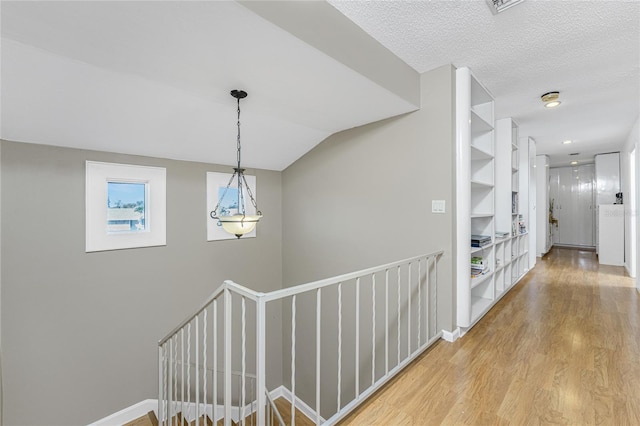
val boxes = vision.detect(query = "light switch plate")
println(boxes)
[432,200,445,213]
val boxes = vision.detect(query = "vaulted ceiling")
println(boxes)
[2,1,638,170]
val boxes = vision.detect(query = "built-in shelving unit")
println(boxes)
[496,118,530,287]
[456,68,533,331]
[455,67,496,329]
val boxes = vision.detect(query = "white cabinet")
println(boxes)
[595,153,621,205]
[598,204,624,265]
[595,152,621,253]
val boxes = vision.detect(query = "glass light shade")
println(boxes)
[218,214,262,238]
[544,101,561,108]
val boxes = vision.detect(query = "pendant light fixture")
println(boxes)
[210,90,262,238]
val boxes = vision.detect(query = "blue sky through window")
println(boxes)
[108,182,145,207]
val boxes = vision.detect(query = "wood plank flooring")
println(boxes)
[338,248,640,425]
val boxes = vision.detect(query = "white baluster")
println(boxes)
[196,313,200,423]
[213,300,218,424]
[257,298,267,426]
[434,256,438,335]
[371,273,376,386]
[224,289,232,426]
[385,269,389,375]
[168,340,173,423]
[187,322,191,419]
[291,295,296,426]
[242,296,246,426]
[426,257,430,341]
[158,345,167,424]
[203,308,208,423]
[174,336,178,417]
[181,329,185,418]
[355,277,360,398]
[397,266,401,366]
[417,259,422,348]
[315,288,322,425]
[337,283,342,412]
[408,262,412,358]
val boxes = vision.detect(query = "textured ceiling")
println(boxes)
[330,0,640,167]
[2,1,639,170]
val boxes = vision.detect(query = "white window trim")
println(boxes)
[86,161,166,252]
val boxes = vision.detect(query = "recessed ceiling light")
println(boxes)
[562,140,572,144]
[570,161,578,165]
[541,91,561,108]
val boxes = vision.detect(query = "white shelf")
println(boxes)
[471,145,493,160]
[470,244,492,254]
[471,271,493,288]
[471,213,493,218]
[471,180,494,189]
[471,297,493,321]
[471,110,494,136]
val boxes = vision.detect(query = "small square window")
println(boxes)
[86,161,166,252]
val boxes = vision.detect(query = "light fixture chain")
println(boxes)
[210,173,238,219]
[237,98,241,171]
[241,174,261,214]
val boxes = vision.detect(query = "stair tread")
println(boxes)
[124,411,158,426]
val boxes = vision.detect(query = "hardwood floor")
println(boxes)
[338,248,640,425]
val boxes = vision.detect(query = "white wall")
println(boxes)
[622,117,639,283]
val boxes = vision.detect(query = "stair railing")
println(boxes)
[159,250,444,426]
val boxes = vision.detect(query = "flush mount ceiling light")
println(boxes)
[486,0,524,14]
[570,161,578,165]
[562,140,573,144]
[542,91,561,108]
[210,89,262,238]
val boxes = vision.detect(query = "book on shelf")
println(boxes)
[471,234,491,247]
[471,256,490,278]
[471,256,486,267]
[495,231,510,239]
[471,267,490,278]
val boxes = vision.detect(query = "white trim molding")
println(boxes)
[441,328,461,342]
[86,161,166,252]
[270,386,326,424]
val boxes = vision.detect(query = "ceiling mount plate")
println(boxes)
[230,90,248,99]
[486,0,525,15]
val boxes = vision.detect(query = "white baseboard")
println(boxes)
[624,263,636,278]
[441,328,460,342]
[270,385,325,423]
[90,399,158,426]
